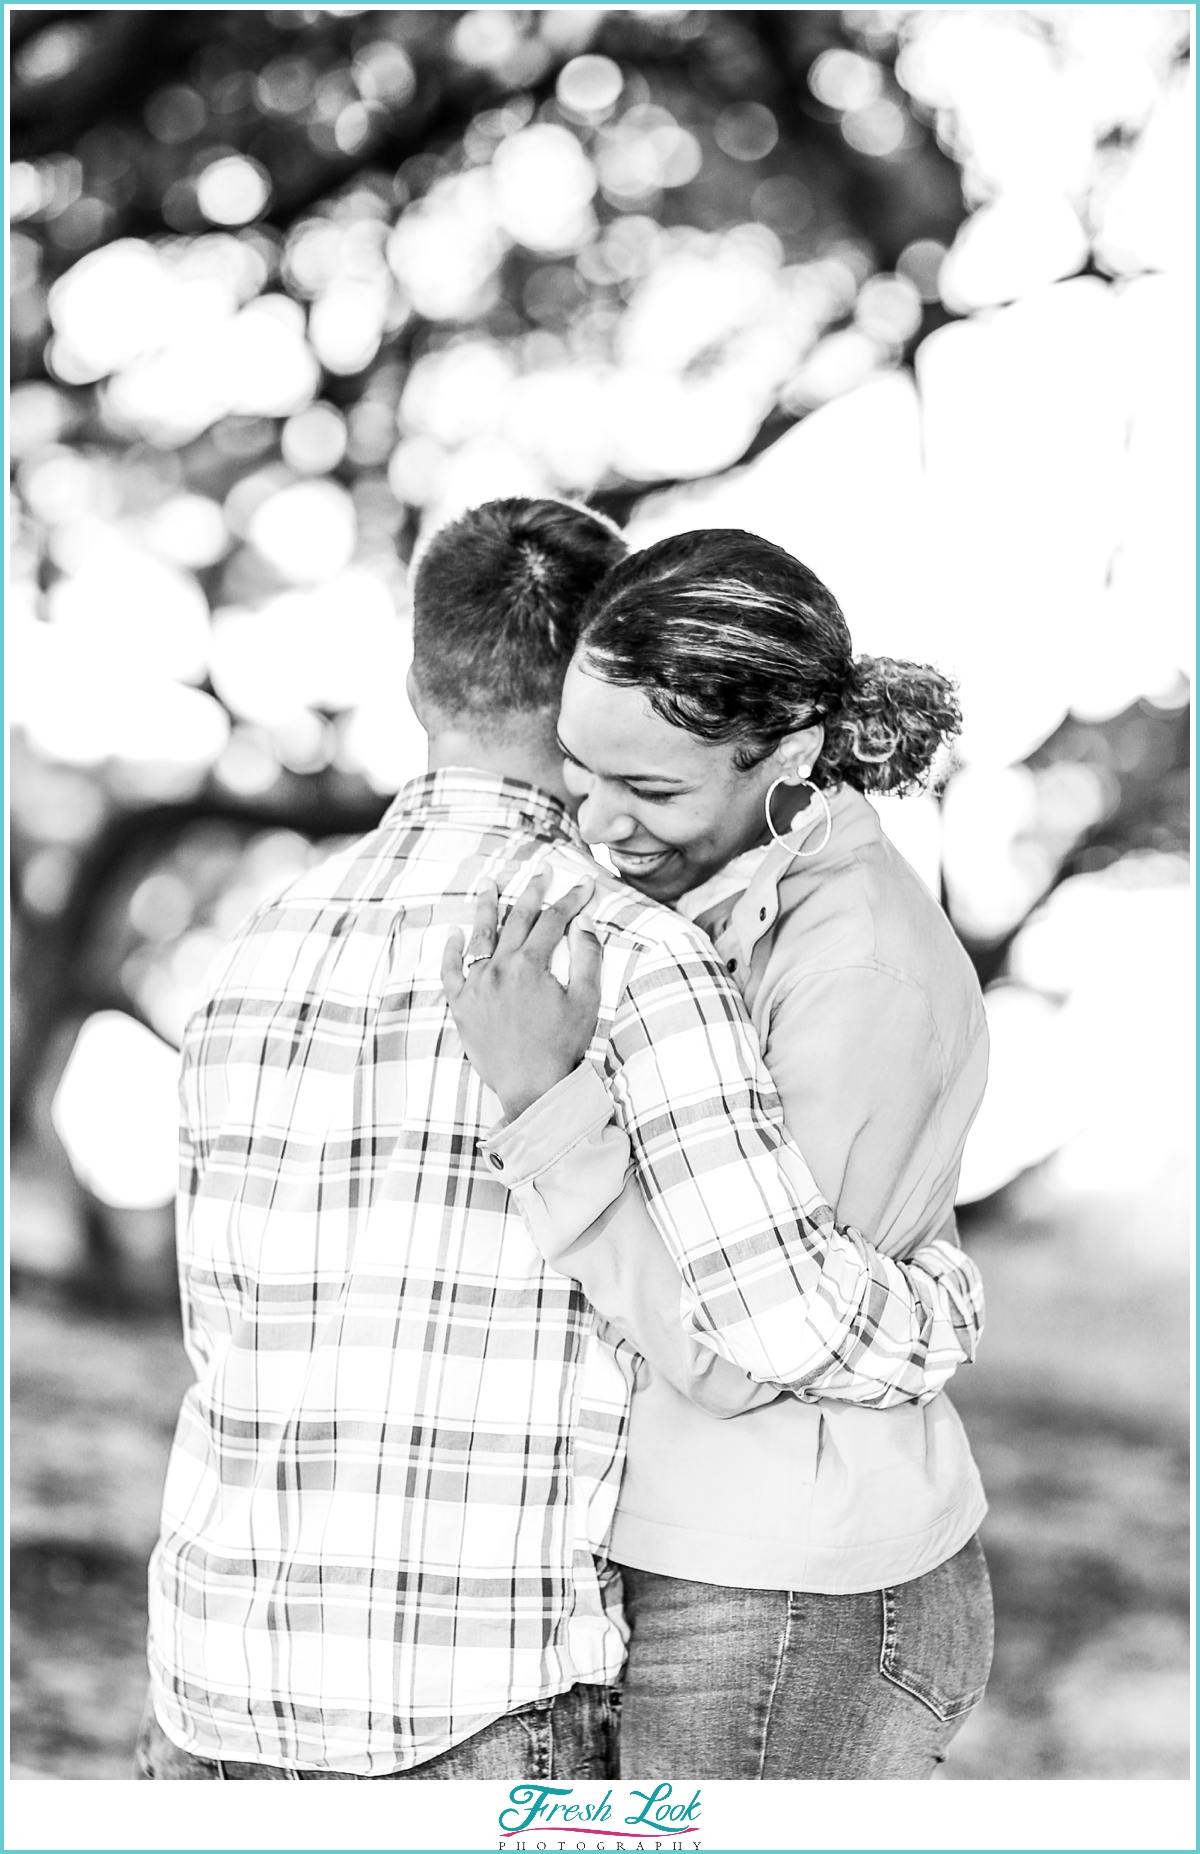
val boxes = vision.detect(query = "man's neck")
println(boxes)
[425,730,571,808]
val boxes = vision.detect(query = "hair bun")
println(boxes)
[820,654,962,795]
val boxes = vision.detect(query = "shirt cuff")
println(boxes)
[479,1061,616,1187]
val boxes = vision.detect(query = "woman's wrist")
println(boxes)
[496,1057,582,1121]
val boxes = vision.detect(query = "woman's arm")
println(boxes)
[753,962,985,1258]
[449,889,984,1407]
[737,960,987,1396]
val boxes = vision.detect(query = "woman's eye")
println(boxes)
[629,788,675,805]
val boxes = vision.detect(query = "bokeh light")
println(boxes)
[245,477,357,582]
[557,53,624,120]
[52,1014,182,1209]
[282,401,349,474]
[386,170,507,320]
[493,125,598,253]
[715,102,779,162]
[195,154,272,226]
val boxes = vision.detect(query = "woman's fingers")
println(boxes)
[566,916,603,1011]
[462,879,500,968]
[494,870,550,954]
[523,879,596,965]
[459,870,595,978]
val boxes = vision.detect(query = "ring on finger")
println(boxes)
[463,951,493,974]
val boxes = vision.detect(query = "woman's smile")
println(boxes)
[607,842,678,880]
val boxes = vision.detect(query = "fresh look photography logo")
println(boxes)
[499,1781,703,1848]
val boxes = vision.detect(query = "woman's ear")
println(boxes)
[774,722,825,782]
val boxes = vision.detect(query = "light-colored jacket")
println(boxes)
[484,784,989,1592]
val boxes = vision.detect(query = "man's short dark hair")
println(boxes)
[412,497,626,718]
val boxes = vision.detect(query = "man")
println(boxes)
[140,497,982,1780]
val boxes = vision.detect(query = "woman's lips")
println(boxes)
[608,844,676,879]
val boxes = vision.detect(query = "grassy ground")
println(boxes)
[9,1172,1190,1781]
[945,1175,1191,1780]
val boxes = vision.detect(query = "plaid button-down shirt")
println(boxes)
[149,769,982,1774]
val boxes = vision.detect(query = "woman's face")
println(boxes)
[557,656,787,903]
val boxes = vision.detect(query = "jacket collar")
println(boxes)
[680,786,884,960]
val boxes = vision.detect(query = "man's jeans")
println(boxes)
[134,1684,620,1780]
[618,1534,994,1779]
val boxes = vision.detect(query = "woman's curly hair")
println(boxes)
[821,655,962,795]
[576,529,961,795]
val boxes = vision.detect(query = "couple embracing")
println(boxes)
[137,498,993,1783]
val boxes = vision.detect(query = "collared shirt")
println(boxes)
[150,771,635,1775]
[149,768,869,1775]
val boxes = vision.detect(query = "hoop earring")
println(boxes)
[764,776,832,859]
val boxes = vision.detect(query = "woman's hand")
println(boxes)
[441,872,603,1120]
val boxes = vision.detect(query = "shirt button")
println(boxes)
[727,958,738,973]
[759,907,768,921]
[488,1153,504,1171]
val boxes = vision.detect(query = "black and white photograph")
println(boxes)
[6,3,1193,1843]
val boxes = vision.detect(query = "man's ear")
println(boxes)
[773,721,825,782]
[406,664,429,726]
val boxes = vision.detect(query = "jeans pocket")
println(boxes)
[879,1535,995,1722]
[516,1697,555,1778]
[601,1686,622,1777]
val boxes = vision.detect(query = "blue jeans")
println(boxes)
[133,1684,620,1780]
[617,1534,993,1780]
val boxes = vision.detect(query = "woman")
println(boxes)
[446,528,993,1779]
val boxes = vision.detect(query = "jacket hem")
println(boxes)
[608,1485,988,1595]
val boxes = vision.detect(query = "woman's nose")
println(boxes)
[577,784,636,846]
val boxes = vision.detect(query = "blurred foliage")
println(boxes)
[10,6,968,1125]
[12,8,965,447]
[7,7,1191,1289]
